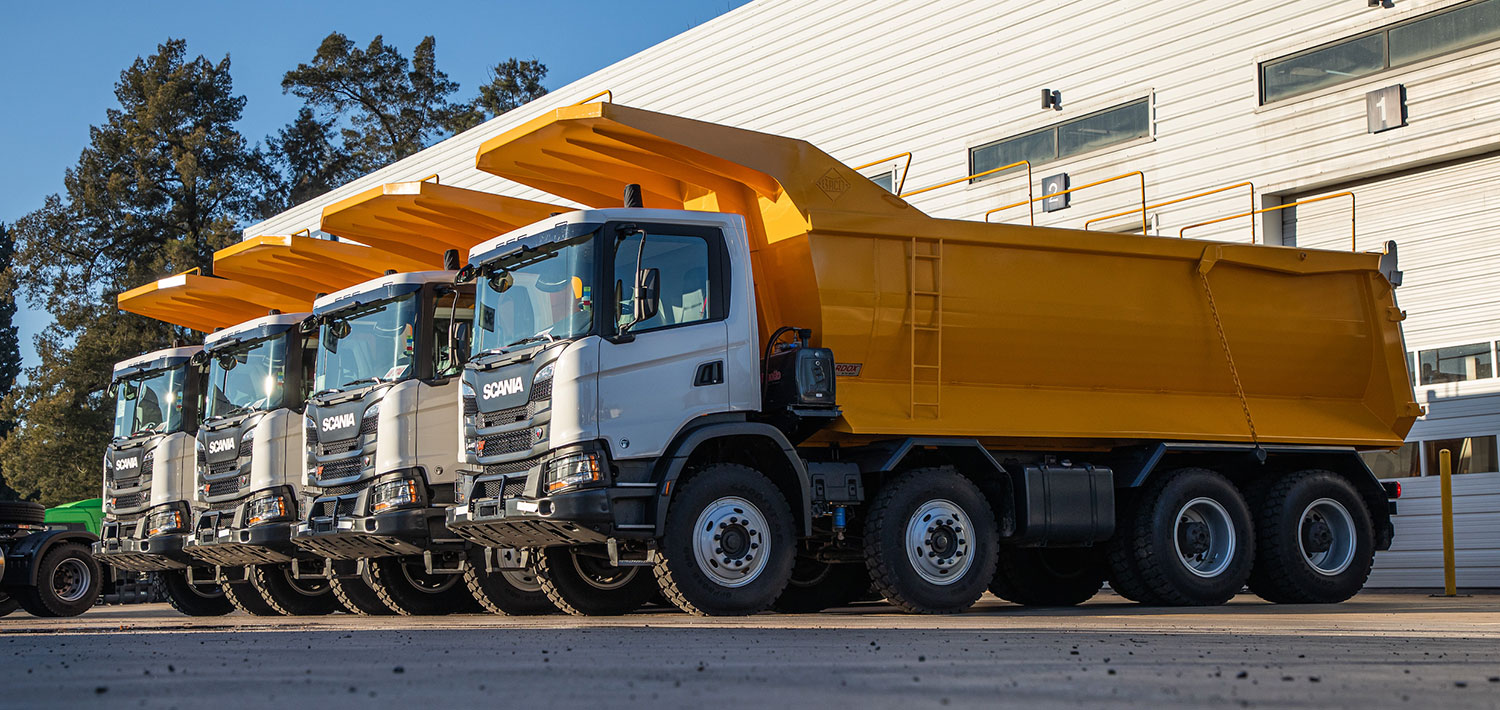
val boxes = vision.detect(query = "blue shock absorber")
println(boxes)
[832,505,847,531]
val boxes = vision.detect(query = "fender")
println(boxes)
[3,529,100,587]
[652,421,812,536]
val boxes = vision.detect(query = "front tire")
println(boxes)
[1112,468,1253,606]
[772,558,868,613]
[0,592,17,617]
[223,576,283,616]
[655,464,796,616]
[989,546,1106,607]
[463,550,556,615]
[160,569,234,616]
[330,570,396,615]
[534,546,658,616]
[863,467,998,614]
[1247,470,1374,604]
[367,556,474,616]
[252,564,343,615]
[15,542,102,617]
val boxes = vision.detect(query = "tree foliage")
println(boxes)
[449,58,549,132]
[0,224,19,500]
[255,107,360,219]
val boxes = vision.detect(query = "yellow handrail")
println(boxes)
[902,161,1034,225]
[291,228,312,238]
[1086,181,1256,243]
[1179,191,1356,250]
[986,170,1146,235]
[576,89,613,105]
[419,173,440,184]
[853,151,914,196]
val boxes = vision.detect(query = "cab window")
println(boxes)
[613,232,714,333]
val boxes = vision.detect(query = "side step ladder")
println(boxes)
[909,236,944,418]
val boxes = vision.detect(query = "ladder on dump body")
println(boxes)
[909,237,944,418]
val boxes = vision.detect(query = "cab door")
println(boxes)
[596,225,729,460]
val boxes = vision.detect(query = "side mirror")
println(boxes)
[451,321,473,364]
[635,268,660,325]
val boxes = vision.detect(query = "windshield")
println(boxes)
[113,366,187,438]
[473,233,596,355]
[315,293,419,394]
[206,333,289,419]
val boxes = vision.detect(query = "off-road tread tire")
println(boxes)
[367,556,473,616]
[1124,467,1253,606]
[14,543,102,617]
[1104,499,1165,604]
[989,547,1106,607]
[223,578,283,616]
[0,592,17,617]
[772,560,869,613]
[160,569,233,616]
[330,574,396,615]
[0,500,45,525]
[533,547,658,616]
[462,558,557,616]
[863,467,999,614]
[251,564,341,616]
[654,464,797,616]
[1245,470,1375,604]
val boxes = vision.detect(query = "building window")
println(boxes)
[1261,0,1500,103]
[868,170,896,193]
[1417,342,1493,384]
[1361,442,1421,479]
[970,98,1150,182]
[1422,436,1499,475]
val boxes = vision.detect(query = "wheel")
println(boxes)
[223,575,283,616]
[863,467,999,614]
[367,556,474,616]
[463,551,556,615]
[251,564,342,615]
[0,592,17,617]
[654,464,796,616]
[1104,496,1163,604]
[533,546,658,616]
[330,570,396,615]
[1246,470,1375,604]
[14,543,102,617]
[1113,468,1253,606]
[0,501,45,525]
[772,558,868,613]
[159,569,233,616]
[989,546,1105,607]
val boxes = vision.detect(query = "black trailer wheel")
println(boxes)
[330,570,396,615]
[15,542,102,617]
[160,569,233,616]
[367,556,474,616]
[654,464,796,616]
[252,564,342,616]
[0,500,45,525]
[772,558,869,613]
[0,592,17,617]
[223,576,283,616]
[863,467,999,614]
[989,546,1105,607]
[463,551,556,615]
[1246,470,1375,604]
[534,546,658,616]
[1115,468,1253,606]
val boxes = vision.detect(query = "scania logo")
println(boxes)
[207,438,235,454]
[321,413,357,431]
[116,456,139,470]
[482,377,525,400]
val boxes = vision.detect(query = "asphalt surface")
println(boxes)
[3,591,1499,709]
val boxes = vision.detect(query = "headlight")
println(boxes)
[195,438,208,477]
[455,473,472,505]
[544,451,601,494]
[246,494,290,526]
[242,424,256,446]
[533,362,555,384]
[147,506,185,536]
[362,401,381,426]
[304,414,317,479]
[460,380,477,428]
[370,478,421,513]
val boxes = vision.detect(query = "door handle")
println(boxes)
[694,361,724,386]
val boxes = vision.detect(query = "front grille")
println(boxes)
[208,498,241,511]
[209,460,238,476]
[483,404,531,427]
[320,437,359,456]
[319,480,371,498]
[484,455,542,477]
[463,395,477,417]
[317,457,361,481]
[206,477,241,497]
[113,492,143,509]
[360,415,378,438]
[480,478,528,499]
[317,497,360,518]
[480,429,535,456]
[111,476,140,490]
[532,378,553,402]
[142,449,155,475]
[238,438,253,458]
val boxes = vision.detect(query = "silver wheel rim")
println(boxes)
[400,563,458,594]
[1299,498,1356,576]
[53,559,91,603]
[904,499,975,585]
[691,496,770,588]
[281,567,327,597]
[570,552,639,591]
[1174,497,1236,578]
[500,568,543,593]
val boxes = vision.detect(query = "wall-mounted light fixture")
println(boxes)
[1041,88,1062,111]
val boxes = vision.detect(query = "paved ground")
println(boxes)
[3,591,1499,709]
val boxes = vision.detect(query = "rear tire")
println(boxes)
[15,542,102,617]
[1246,470,1374,604]
[0,501,45,525]
[772,559,868,613]
[534,546,658,616]
[223,576,283,616]
[160,569,233,616]
[463,551,556,615]
[367,556,474,616]
[863,467,998,614]
[330,571,396,615]
[989,546,1105,607]
[252,564,342,615]
[0,592,18,617]
[1115,468,1253,606]
[654,464,796,616]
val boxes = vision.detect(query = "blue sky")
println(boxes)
[0,0,750,368]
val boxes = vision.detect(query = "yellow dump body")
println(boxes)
[478,103,1418,450]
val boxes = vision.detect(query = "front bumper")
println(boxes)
[447,483,657,548]
[292,507,448,560]
[94,523,192,572]
[183,511,299,567]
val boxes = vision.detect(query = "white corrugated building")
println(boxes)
[249,0,1500,589]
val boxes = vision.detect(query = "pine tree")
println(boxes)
[449,58,549,132]
[0,223,19,501]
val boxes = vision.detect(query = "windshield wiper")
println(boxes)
[342,377,384,389]
[505,333,557,349]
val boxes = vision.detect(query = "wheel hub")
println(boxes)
[1178,521,1211,555]
[1173,497,1236,579]
[1298,498,1357,576]
[905,499,975,585]
[52,559,91,603]
[691,497,770,588]
[1302,519,1334,554]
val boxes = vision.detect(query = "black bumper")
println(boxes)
[183,521,300,567]
[93,531,193,572]
[292,508,451,560]
[447,487,642,548]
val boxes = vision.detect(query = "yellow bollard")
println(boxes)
[1439,448,1457,597]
